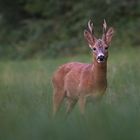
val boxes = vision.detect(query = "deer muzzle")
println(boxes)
[97,53,105,63]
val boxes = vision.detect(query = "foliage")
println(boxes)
[0,0,139,59]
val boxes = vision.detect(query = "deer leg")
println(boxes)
[66,98,77,115]
[53,90,65,116]
[78,97,86,114]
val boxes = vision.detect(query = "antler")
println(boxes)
[88,20,94,34]
[102,19,107,40]
[103,19,107,33]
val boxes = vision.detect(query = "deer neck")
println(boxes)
[91,58,107,87]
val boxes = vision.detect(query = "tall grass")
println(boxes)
[0,47,140,140]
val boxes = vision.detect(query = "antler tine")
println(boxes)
[102,19,107,40]
[88,20,94,34]
[103,19,107,34]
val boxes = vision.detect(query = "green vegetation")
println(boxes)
[0,47,140,140]
[0,0,139,59]
[0,0,139,139]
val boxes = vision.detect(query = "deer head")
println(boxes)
[84,20,114,63]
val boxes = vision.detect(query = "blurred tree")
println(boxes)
[0,0,139,23]
[0,0,139,59]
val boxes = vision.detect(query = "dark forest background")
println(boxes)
[0,0,139,59]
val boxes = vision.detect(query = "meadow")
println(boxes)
[0,46,140,140]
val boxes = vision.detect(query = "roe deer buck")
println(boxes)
[52,19,114,115]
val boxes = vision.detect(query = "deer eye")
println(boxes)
[105,47,108,50]
[93,48,96,51]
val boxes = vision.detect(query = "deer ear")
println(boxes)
[84,30,96,47]
[105,27,114,45]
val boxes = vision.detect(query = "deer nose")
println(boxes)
[97,55,105,62]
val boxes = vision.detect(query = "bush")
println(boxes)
[0,0,139,59]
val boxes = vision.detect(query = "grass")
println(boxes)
[0,47,140,140]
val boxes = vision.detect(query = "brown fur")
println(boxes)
[52,20,114,115]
